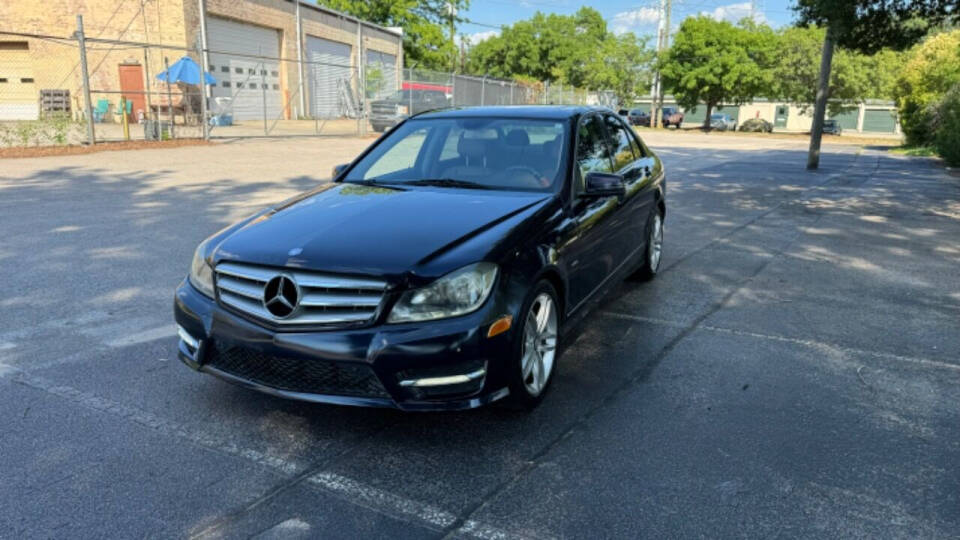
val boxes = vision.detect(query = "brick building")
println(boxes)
[0,0,403,121]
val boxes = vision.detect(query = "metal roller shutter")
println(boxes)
[0,42,38,120]
[716,105,739,123]
[206,17,282,122]
[366,50,397,100]
[863,109,897,133]
[830,109,859,130]
[306,36,352,119]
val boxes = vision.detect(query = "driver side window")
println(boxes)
[574,114,613,194]
[363,128,428,179]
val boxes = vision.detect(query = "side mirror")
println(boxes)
[584,171,626,198]
[332,163,349,179]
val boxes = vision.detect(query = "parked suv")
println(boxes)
[660,107,684,128]
[369,89,451,132]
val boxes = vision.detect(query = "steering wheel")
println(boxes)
[504,165,550,188]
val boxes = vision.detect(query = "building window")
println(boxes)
[237,82,244,88]
[221,66,229,73]
[0,78,7,83]
[271,70,278,77]
[261,69,267,75]
[272,84,279,90]
[235,67,243,74]
[222,81,230,87]
[208,65,215,71]
[248,68,255,74]
[20,78,34,83]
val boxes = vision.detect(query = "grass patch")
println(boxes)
[889,145,938,158]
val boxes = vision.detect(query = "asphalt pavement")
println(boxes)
[1,134,958,539]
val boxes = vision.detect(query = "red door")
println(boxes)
[118,64,145,123]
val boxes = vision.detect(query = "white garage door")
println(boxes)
[205,17,282,121]
[366,50,397,100]
[306,36,352,119]
[0,41,39,120]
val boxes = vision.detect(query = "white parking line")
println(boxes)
[307,472,458,530]
[104,325,176,348]
[600,310,960,372]
[10,369,527,539]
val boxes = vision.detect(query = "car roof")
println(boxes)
[412,105,610,121]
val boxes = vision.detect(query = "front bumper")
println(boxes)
[368,114,406,127]
[173,279,513,411]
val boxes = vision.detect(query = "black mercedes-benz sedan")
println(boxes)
[174,106,666,411]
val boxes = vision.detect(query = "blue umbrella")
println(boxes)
[156,56,216,85]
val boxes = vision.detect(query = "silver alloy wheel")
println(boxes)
[521,293,558,396]
[649,212,663,272]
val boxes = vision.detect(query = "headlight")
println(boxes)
[388,262,498,323]
[189,243,215,298]
[396,104,409,115]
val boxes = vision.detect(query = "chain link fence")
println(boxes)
[1,25,619,148]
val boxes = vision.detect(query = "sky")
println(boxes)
[458,0,801,45]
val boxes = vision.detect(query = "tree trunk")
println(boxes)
[807,24,836,170]
[704,102,713,130]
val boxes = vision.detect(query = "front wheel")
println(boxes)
[505,281,560,409]
[632,209,663,281]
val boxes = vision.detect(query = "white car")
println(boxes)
[710,113,737,131]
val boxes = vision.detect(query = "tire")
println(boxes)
[371,124,386,133]
[632,208,664,281]
[505,280,560,410]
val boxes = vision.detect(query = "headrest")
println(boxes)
[458,137,487,159]
[543,135,561,155]
[505,129,530,147]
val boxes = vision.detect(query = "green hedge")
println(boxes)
[934,86,960,166]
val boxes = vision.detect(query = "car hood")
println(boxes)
[212,183,550,278]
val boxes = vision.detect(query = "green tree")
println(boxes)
[317,0,469,71]
[466,7,653,103]
[773,26,904,115]
[894,30,960,146]
[659,16,777,129]
[792,0,958,168]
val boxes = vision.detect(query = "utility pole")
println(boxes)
[807,23,836,170]
[447,2,456,73]
[653,0,671,129]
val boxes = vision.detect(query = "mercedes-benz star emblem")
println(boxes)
[263,274,300,318]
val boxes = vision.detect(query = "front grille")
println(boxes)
[371,102,398,115]
[215,262,387,327]
[209,343,390,398]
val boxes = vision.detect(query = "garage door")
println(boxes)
[366,50,397,100]
[206,17,282,121]
[863,109,897,133]
[306,36,353,119]
[830,109,859,130]
[0,41,38,120]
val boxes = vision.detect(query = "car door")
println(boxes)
[559,113,624,314]
[602,113,655,262]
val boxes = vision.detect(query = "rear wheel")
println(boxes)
[505,281,559,409]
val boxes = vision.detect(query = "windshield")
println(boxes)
[344,117,569,192]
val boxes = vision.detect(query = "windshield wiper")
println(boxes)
[402,178,493,190]
[341,178,397,186]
